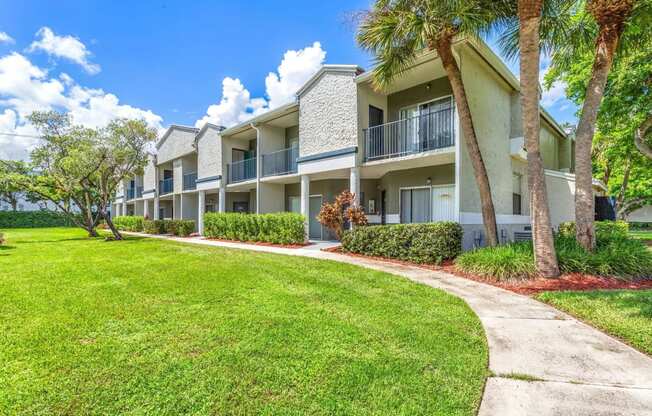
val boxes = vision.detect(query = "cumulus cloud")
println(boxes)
[195,42,326,128]
[28,27,100,74]
[0,51,163,160]
[0,32,14,44]
[265,41,326,109]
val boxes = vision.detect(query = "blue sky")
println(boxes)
[0,0,575,160]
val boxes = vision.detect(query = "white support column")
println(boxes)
[350,167,360,206]
[179,194,184,219]
[122,201,127,217]
[198,190,206,235]
[144,199,149,220]
[153,197,160,220]
[300,175,310,240]
[219,186,226,213]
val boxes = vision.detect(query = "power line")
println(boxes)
[0,131,42,138]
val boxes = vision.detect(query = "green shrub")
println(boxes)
[630,222,652,230]
[143,220,164,234]
[172,220,195,237]
[204,212,305,245]
[112,216,145,232]
[0,210,76,228]
[456,234,652,280]
[559,220,629,241]
[454,242,537,281]
[341,222,463,264]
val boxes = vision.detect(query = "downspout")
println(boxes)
[250,122,261,214]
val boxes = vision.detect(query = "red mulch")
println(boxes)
[323,246,652,296]
[203,238,310,249]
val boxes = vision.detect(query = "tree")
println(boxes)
[17,111,156,239]
[543,0,651,250]
[317,191,368,240]
[0,160,33,211]
[493,0,564,276]
[634,113,652,159]
[546,42,652,217]
[356,0,500,246]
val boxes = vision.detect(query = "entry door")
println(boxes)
[308,196,323,240]
[431,185,455,221]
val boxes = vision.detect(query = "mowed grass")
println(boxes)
[537,290,652,355]
[0,228,488,415]
[630,230,652,244]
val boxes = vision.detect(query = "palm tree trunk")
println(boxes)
[574,1,633,250]
[519,0,560,277]
[435,34,499,247]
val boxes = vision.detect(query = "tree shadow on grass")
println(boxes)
[573,290,652,320]
[0,245,16,256]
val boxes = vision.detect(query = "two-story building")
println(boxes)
[113,37,605,248]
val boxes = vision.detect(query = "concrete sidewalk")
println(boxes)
[130,233,652,415]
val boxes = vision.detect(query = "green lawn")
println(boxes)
[537,290,652,355]
[0,228,488,415]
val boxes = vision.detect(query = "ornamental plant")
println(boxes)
[317,190,367,240]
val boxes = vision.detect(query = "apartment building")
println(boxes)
[113,38,605,248]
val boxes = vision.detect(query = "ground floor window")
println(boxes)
[400,188,431,223]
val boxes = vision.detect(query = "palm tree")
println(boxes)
[357,0,499,246]
[516,0,561,276]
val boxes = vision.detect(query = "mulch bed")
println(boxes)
[203,238,311,249]
[323,246,652,296]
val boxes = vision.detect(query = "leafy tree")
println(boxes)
[543,0,651,250]
[0,160,36,211]
[17,111,156,240]
[356,0,500,246]
[546,43,652,218]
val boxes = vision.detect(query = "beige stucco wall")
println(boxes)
[157,128,197,164]
[628,205,652,223]
[356,83,388,163]
[299,71,358,158]
[196,128,222,180]
[458,45,514,215]
[511,159,530,216]
[545,172,576,227]
[143,155,157,192]
[378,164,455,215]
[540,122,560,170]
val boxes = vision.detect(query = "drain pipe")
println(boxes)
[250,122,261,214]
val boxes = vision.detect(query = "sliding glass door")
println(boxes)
[400,188,431,223]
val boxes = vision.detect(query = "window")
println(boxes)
[513,173,522,215]
[400,188,431,223]
[288,196,300,213]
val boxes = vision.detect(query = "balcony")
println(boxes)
[183,172,197,191]
[363,108,454,162]
[126,188,135,200]
[159,178,173,195]
[262,146,298,177]
[228,157,257,184]
[136,186,143,198]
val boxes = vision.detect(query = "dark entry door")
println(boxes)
[308,196,323,240]
[369,106,384,158]
[381,190,387,225]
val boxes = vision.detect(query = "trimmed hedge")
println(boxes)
[0,210,75,228]
[142,219,195,237]
[559,220,629,240]
[341,222,463,264]
[204,212,305,245]
[113,216,145,232]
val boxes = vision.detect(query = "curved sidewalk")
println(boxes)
[133,233,652,415]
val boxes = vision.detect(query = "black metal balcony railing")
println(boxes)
[228,157,257,184]
[363,107,454,162]
[127,188,135,200]
[183,172,197,191]
[159,178,173,195]
[262,146,298,177]
[136,186,143,198]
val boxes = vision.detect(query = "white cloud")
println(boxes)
[0,32,14,44]
[0,52,163,160]
[28,27,100,74]
[196,42,326,128]
[265,41,326,109]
